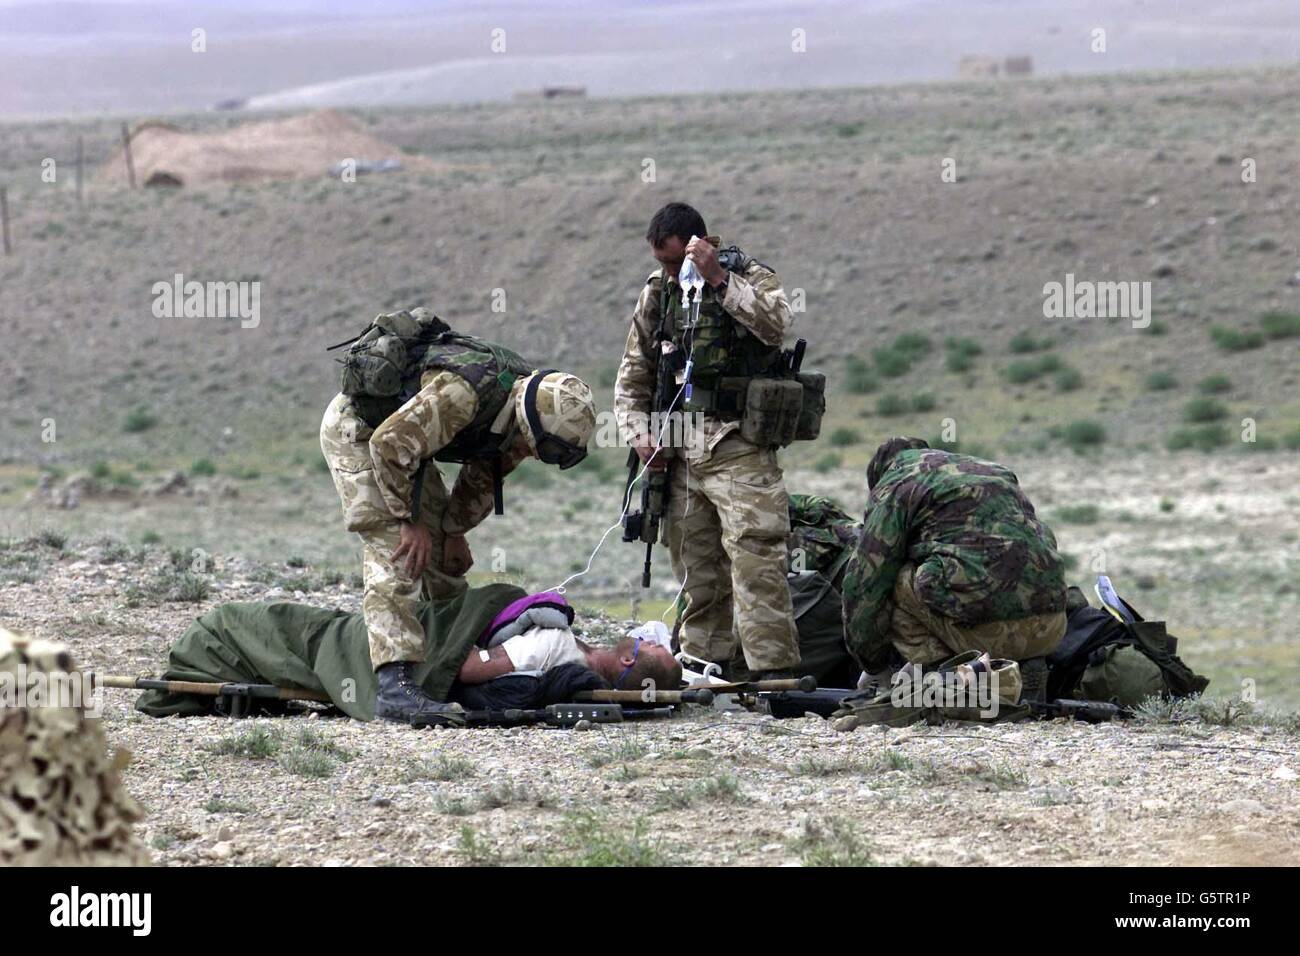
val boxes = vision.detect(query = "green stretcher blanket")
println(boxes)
[134,583,527,721]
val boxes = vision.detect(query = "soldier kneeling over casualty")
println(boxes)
[321,310,598,725]
[842,437,1067,682]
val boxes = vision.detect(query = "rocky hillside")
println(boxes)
[1,64,1299,473]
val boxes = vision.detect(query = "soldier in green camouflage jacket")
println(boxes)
[841,437,1067,673]
[787,494,860,587]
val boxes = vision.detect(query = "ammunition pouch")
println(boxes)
[740,378,803,448]
[686,371,825,448]
[683,377,748,417]
[793,371,826,441]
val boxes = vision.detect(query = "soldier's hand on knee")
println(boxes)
[443,534,474,577]
[393,521,434,579]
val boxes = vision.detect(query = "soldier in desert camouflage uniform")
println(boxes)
[841,437,1068,673]
[615,202,799,680]
[321,322,597,724]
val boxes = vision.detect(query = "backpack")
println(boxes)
[329,308,534,438]
[1046,585,1209,707]
[787,571,860,688]
[328,308,537,514]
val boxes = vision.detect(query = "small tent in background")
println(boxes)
[98,109,434,187]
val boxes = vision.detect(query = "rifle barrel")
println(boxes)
[695,675,818,694]
[576,688,714,705]
[92,674,332,703]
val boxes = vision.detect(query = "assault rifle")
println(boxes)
[752,689,1135,723]
[425,703,676,729]
[1027,698,1132,722]
[93,674,333,718]
[621,285,681,588]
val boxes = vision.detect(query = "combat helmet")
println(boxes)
[515,370,597,468]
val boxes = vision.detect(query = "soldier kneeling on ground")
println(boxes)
[841,437,1067,690]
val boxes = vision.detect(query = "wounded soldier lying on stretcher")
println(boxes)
[455,618,681,702]
[133,584,682,722]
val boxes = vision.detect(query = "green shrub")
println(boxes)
[1259,310,1300,339]
[1196,375,1231,394]
[945,350,974,373]
[843,356,877,393]
[1005,353,1061,384]
[1055,504,1100,524]
[1036,354,1063,374]
[873,347,911,378]
[1005,360,1040,384]
[1282,427,1300,450]
[141,530,162,545]
[512,460,554,487]
[944,336,983,358]
[1063,420,1106,452]
[91,461,111,480]
[207,727,280,759]
[891,333,932,359]
[123,406,158,433]
[829,427,860,447]
[1144,371,1178,391]
[191,458,217,476]
[1166,424,1230,451]
[944,336,982,373]
[1054,366,1083,392]
[812,453,842,474]
[1209,326,1264,352]
[1183,397,1227,423]
[911,393,936,412]
[876,394,908,416]
[1008,331,1044,354]
[178,572,211,602]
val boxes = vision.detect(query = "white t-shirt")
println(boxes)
[500,626,587,676]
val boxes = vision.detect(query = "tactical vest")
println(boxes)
[418,335,535,463]
[334,309,534,461]
[657,247,782,417]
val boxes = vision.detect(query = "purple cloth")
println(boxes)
[477,591,574,647]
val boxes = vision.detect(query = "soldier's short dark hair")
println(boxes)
[614,636,683,691]
[866,436,931,490]
[646,202,708,248]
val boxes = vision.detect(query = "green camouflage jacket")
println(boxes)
[842,448,1066,671]
[787,494,860,584]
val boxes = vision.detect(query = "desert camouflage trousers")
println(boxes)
[665,435,799,671]
[888,563,1066,665]
[320,395,467,669]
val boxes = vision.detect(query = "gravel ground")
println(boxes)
[2,544,1297,867]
